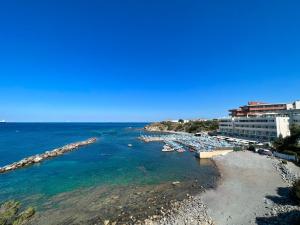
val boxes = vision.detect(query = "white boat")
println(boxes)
[162,145,174,152]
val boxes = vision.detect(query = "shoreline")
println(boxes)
[154,151,300,225]
[27,177,219,225]
[4,126,299,224]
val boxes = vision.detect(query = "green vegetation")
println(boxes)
[146,120,219,133]
[273,124,300,157]
[292,179,300,204]
[178,119,184,123]
[233,146,243,152]
[0,200,35,225]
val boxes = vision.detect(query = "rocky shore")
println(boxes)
[27,178,217,225]
[0,138,97,174]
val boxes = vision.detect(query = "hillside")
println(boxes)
[144,120,219,133]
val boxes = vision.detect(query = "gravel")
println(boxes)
[151,151,300,225]
[152,195,214,225]
[272,158,300,184]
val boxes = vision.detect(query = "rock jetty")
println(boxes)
[0,137,97,174]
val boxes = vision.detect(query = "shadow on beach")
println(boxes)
[256,187,300,225]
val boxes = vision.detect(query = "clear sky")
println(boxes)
[0,0,300,122]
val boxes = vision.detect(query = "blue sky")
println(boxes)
[0,0,300,122]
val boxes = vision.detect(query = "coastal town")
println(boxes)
[141,99,300,225]
[144,99,300,160]
[1,100,299,225]
[2,0,300,224]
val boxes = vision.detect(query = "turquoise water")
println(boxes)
[0,123,218,216]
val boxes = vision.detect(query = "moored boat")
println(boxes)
[176,148,185,153]
[162,145,174,152]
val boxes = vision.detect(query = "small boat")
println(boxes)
[162,145,174,152]
[128,144,133,147]
[176,148,185,153]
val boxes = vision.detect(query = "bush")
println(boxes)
[292,179,300,204]
[273,124,300,154]
[233,147,242,152]
[178,119,184,123]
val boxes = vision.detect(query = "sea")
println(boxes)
[0,123,219,224]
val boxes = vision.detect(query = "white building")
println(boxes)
[219,116,291,141]
[293,100,300,109]
[219,100,300,141]
[167,119,190,123]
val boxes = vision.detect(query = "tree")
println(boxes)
[178,119,184,123]
[273,125,300,153]
[273,134,284,150]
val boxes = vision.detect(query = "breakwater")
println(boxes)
[0,137,97,174]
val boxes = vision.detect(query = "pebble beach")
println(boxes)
[152,151,300,225]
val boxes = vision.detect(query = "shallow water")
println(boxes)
[0,123,219,224]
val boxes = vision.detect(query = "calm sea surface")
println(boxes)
[0,123,219,223]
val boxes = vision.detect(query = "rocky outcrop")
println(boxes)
[0,138,97,174]
[144,123,169,132]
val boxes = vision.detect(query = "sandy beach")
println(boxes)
[157,151,300,225]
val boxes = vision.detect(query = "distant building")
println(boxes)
[167,119,190,123]
[195,118,208,122]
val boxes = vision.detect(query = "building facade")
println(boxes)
[219,100,300,141]
[229,100,300,117]
[219,116,290,141]
[291,114,300,126]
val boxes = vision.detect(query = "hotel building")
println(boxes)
[219,100,300,141]
[229,100,300,117]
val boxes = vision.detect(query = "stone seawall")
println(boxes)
[0,137,97,174]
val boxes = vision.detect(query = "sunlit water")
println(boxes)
[0,123,219,223]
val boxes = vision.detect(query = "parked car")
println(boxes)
[258,148,272,156]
